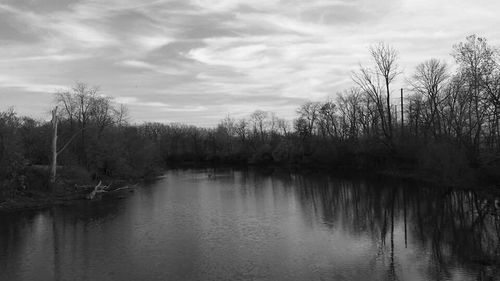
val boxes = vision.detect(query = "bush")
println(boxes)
[59,166,92,183]
[24,166,50,191]
[249,144,274,165]
[418,142,472,184]
[272,141,293,163]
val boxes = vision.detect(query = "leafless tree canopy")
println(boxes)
[352,42,400,142]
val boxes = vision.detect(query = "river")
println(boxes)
[0,169,499,281]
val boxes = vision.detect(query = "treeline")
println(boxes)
[1,35,500,198]
[0,83,164,198]
[150,35,500,183]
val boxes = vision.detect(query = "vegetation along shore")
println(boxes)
[1,35,500,211]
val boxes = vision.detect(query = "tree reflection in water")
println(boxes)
[281,173,500,281]
[1,170,499,281]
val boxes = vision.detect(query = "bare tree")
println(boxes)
[484,71,500,149]
[52,83,125,181]
[353,65,388,140]
[54,82,99,165]
[318,101,338,139]
[235,118,248,143]
[409,59,449,138]
[250,110,268,141]
[452,35,497,151]
[114,103,129,127]
[217,115,237,152]
[297,102,321,136]
[353,43,400,143]
[50,107,58,186]
[276,118,290,136]
[54,91,76,131]
[371,42,400,140]
[337,88,362,140]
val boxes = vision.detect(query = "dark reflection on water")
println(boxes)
[0,169,499,281]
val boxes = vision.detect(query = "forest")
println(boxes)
[1,35,500,200]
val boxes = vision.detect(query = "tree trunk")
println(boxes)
[386,79,392,140]
[50,107,58,190]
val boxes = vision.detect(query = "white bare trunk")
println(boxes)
[87,181,109,200]
[50,107,58,189]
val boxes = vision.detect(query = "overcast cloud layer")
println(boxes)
[1,0,499,126]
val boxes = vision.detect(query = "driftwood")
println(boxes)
[86,181,109,200]
[85,181,135,200]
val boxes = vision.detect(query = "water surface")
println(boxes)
[1,169,499,281]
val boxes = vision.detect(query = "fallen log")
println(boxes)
[86,181,136,200]
[111,186,133,192]
[86,181,109,200]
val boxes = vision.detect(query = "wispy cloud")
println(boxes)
[1,0,500,125]
[0,74,67,93]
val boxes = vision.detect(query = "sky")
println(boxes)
[1,0,500,126]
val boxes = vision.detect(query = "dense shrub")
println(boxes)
[418,142,472,184]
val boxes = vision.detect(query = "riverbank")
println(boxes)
[0,179,141,213]
[2,162,499,213]
[170,159,497,189]
[0,192,84,213]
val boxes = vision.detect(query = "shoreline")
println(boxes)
[0,195,84,213]
[0,178,145,213]
[2,164,499,213]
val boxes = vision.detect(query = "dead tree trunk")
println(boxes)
[87,181,109,200]
[49,106,88,192]
[85,181,134,200]
[50,106,58,189]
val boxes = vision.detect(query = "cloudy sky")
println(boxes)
[1,0,499,126]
